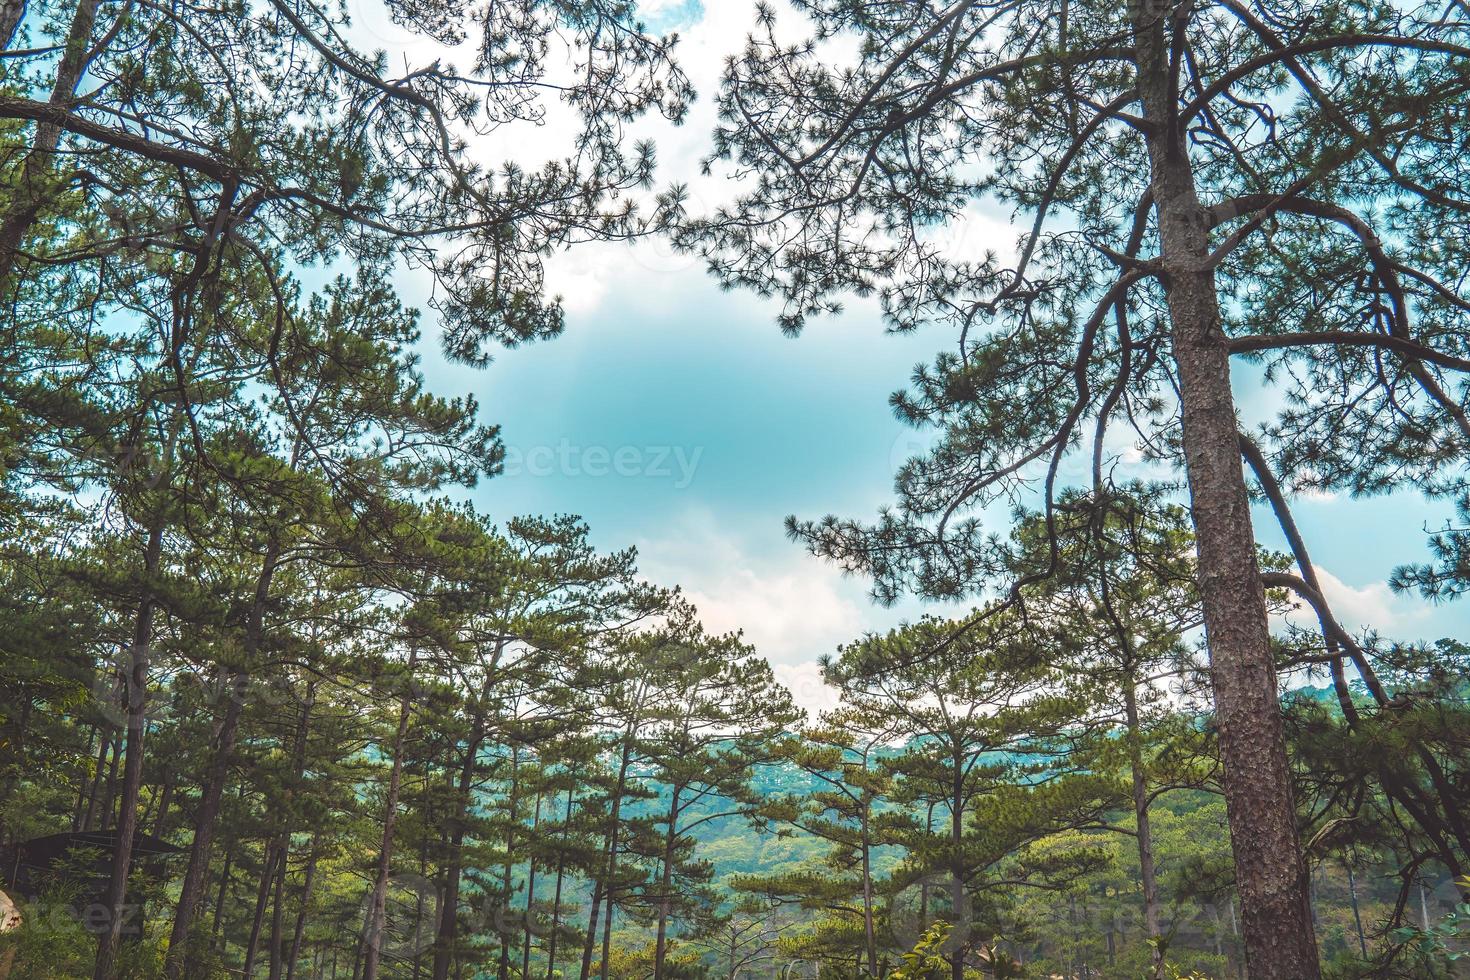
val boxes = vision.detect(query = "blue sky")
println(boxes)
[398,0,1470,710]
[407,250,1470,711]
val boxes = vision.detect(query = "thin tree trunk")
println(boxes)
[414,810,431,980]
[82,738,108,831]
[168,536,282,977]
[267,685,314,980]
[431,724,485,980]
[212,839,234,941]
[949,766,964,980]
[93,520,163,980]
[546,782,574,980]
[919,802,933,926]
[362,670,414,980]
[244,840,283,978]
[268,837,289,980]
[165,675,247,977]
[1123,680,1163,977]
[584,736,634,980]
[98,732,121,830]
[652,784,682,979]
[71,725,99,832]
[80,725,114,833]
[521,789,542,980]
[150,772,174,838]
[860,804,877,978]
[599,887,615,980]
[1346,863,1366,958]
[285,832,321,980]
[1131,12,1320,976]
[498,745,521,980]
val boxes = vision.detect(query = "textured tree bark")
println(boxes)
[0,0,27,51]
[1132,9,1321,976]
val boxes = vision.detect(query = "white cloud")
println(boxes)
[1279,565,1431,635]
[771,661,841,720]
[633,509,891,714]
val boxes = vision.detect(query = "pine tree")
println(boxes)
[827,615,1114,980]
[677,4,1470,971]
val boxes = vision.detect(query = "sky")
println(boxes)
[388,0,1470,713]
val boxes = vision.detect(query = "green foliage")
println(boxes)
[886,922,952,980]
[1391,877,1470,966]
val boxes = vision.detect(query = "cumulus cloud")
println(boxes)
[771,661,841,720]
[633,509,893,713]
[1312,566,1430,633]
[1278,565,1432,636]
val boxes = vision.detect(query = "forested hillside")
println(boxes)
[3,0,1470,978]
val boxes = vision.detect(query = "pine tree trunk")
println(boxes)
[1123,679,1163,977]
[1130,10,1320,977]
[268,684,313,980]
[498,746,521,980]
[244,839,283,978]
[362,679,413,980]
[860,804,877,978]
[429,746,476,980]
[268,837,289,980]
[652,784,682,979]
[150,773,173,838]
[0,0,26,51]
[211,834,235,942]
[81,727,115,833]
[168,538,280,977]
[432,652,505,980]
[98,729,121,830]
[546,783,574,980]
[93,520,163,980]
[431,723,484,980]
[165,677,247,977]
[949,761,964,980]
[521,791,542,980]
[285,833,321,980]
[598,890,615,980]
[71,726,99,832]
[581,739,633,980]
[1346,864,1366,957]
